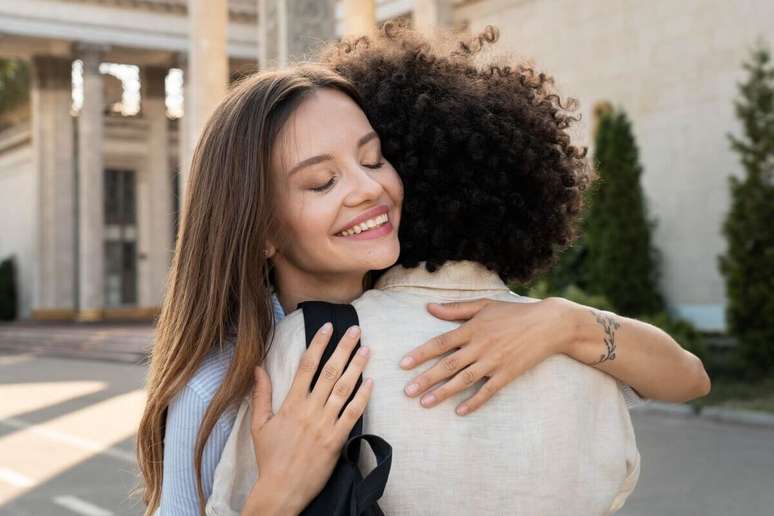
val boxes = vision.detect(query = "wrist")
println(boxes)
[242,477,302,516]
[564,301,621,366]
[546,296,585,358]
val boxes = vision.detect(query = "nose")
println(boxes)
[342,163,384,207]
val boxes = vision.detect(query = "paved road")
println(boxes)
[0,352,145,516]
[0,350,772,515]
[621,408,774,515]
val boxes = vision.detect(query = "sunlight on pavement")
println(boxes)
[0,389,146,505]
[0,381,106,420]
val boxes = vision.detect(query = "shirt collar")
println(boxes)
[375,260,510,292]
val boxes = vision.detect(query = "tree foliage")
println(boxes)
[718,41,774,377]
[0,59,30,118]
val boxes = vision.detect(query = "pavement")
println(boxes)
[0,321,152,365]
[0,351,146,516]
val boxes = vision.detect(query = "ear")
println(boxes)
[263,244,276,259]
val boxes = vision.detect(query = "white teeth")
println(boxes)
[338,213,389,236]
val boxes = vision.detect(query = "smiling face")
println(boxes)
[268,88,403,307]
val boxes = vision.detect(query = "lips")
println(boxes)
[335,204,390,235]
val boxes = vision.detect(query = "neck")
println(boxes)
[273,266,366,315]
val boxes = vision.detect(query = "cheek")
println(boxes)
[382,167,404,208]
[277,195,338,257]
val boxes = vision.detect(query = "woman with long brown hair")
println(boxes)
[136,65,393,515]
[137,26,709,516]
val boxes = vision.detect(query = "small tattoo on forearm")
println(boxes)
[589,309,620,365]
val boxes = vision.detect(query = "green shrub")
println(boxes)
[718,42,774,378]
[583,108,665,317]
[0,256,17,320]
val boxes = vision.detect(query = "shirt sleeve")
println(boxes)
[158,385,237,515]
[619,382,648,409]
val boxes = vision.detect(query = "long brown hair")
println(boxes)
[135,64,363,515]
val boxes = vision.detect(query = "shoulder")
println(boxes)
[185,342,236,403]
[167,342,237,432]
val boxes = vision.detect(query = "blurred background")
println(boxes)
[0,0,772,515]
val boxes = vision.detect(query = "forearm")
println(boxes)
[561,300,711,403]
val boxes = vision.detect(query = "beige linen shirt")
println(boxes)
[207,261,641,516]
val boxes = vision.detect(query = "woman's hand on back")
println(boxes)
[398,298,572,417]
[241,324,373,516]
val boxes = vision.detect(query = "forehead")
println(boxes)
[275,88,374,169]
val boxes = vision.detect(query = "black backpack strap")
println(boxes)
[299,301,392,516]
[344,434,392,515]
[299,301,363,426]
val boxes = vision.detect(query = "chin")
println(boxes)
[362,243,401,272]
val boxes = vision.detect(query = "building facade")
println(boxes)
[0,0,771,330]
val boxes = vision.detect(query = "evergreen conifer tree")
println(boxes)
[583,108,665,316]
[718,42,774,377]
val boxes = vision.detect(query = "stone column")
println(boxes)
[258,0,336,68]
[186,0,229,205]
[340,0,375,37]
[176,53,190,207]
[140,65,173,308]
[76,45,105,321]
[414,0,454,33]
[30,55,76,320]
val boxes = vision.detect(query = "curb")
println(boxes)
[633,400,774,429]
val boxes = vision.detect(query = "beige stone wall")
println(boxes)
[0,126,36,318]
[456,0,774,330]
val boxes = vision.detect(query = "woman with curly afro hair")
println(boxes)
[204,24,710,516]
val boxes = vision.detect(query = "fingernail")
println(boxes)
[358,346,370,356]
[421,393,436,406]
[400,356,414,368]
[320,322,332,334]
[405,383,419,396]
[347,325,361,337]
[456,405,469,416]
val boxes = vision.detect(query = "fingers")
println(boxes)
[251,366,273,432]
[454,374,504,416]
[400,325,470,370]
[417,362,491,409]
[403,343,477,397]
[287,322,333,402]
[426,298,493,322]
[402,344,478,401]
[333,377,373,442]
[309,325,362,405]
[323,345,371,421]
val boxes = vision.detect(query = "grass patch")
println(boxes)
[689,376,774,414]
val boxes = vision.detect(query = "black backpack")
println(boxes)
[298,301,393,516]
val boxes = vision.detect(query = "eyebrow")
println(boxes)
[287,131,380,177]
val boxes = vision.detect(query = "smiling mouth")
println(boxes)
[336,213,390,237]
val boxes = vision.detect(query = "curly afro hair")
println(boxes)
[319,24,595,284]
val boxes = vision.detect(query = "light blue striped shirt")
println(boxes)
[158,296,286,515]
[157,293,644,514]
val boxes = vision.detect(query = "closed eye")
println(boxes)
[310,177,336,192]
[363,161,384,170]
